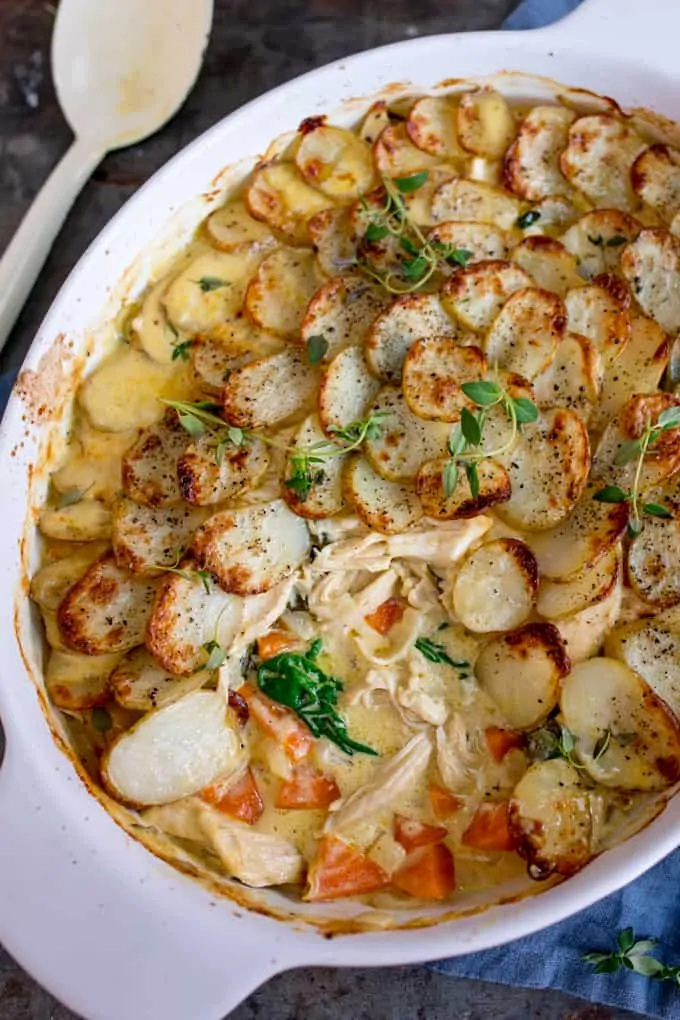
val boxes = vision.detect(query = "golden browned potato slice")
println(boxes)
[510,237,582,297]
[503,105,575,200]
[533,332,603,420]
[533,194,579,230]
[373,122,443,178]
[79,348,190,433]
[363,386,449,481]
[38,501,112,542]
[527,489,628,581]
[432,179,521,230]
[621,228,680,334]
[46,649,121,710]
[344,456,422,534]
[57,554,159,655]
[631,144,680,222]
[318,345,382,435]
[452,538,538,633]
[441,260,533,332]
[112,497,209,575]
[30,542,110,611]
[102,691,247,806]
[295,124,376,201]
[560,113,645,209]
[591,393,680,494]
[627,517,680,609]
[146,558,243,675]
[307,205,356,276]
[51,426,134,505]
[359,101,391,146]
[509,759,599,879]
[589,313,668,432]
[109,646,208,712]
[415,456,510,519]
[245,161,332,245]
[401,167,458,228]
[122,411,187,508]
[403,338,486,422]
[560,209,641,280]
[222,350,319,429]
[282,415,345,520]
[244,247,323,337]
[537,545,620,620]
[301,276,388,361]
[495,408,590,531]
[554,566,621,663]
[191,499,310,595]
[605,620,680,718]
[164,250,260,337]
[365,293,459,381]
[205,197,276,251]
[427,221,511,264]
[189,326,283,395]
[475,621,569,729]
[560,657,680,790]
[485,287,566,380]
[457,89,517,158]
[177,435,269,507]
[131,275,181,365]
[564,276,631,370]
[406,95,466,160]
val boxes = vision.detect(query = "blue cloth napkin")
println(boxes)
[432,2,680,1018]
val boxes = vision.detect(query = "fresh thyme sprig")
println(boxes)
[285,411,391,500]
[153,546,214,594]
[414,636,469,672]
[583,928,680,983]
[161,399,249,465]
[527,721,636,768]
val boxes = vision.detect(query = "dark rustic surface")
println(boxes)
[0,1,649,1018]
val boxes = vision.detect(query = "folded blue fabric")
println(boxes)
[432,2,680,1017]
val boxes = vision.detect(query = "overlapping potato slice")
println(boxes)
[606,619,680,718]
[627,517,680,608]
[561,210,641,280]
[532,194,579,230]
[51,425,134,505]
[589,313,668,432]
[177,434,269,506]
[79,348,190,433]
[46,648,121,710]
[295,124,376,201]
[564,276,631,370]
[205,197,276,251]
[344,456,422,534]
[30,542,110,611]
[359,101,391,146]
[431,180,520,230]
[441,260,533,332]
[533,332,603,420]
[131,275,182,364]
[403,337,486,421]
[427,221,511,264]
[560,113,645,209]
[452,538,538,633]
[528,490,628,581]
[560,658,680,790]
[245,161,332,245]
[495,408,590,531]
[282,415,345,519]
[503,104,575,200]
[109,646,208,712]
[318,345,381,434]
[554,566,622,663]
[592,393,680,493]
[38,500,112,542]
[307,206,356,275]
[416,456,510,519]
[510,237,582,297]
[191,499,310,595]
[401,167,458,228]
[122,411,187,508]
[164,250,259,336]
[189,325,283,395]
[222,350,319,428]
[621,229,680,333]
[57,554,159,655]
[406,95,466,160]
[301,276,388,361]
[112,497,209,575]
[373,122,443,178]
[631,144,680,222]
[457,89,516,158]
[475,622,569,729]
[509,759,599,878]
[485,287,566,379]
[365,293,459,381]
[363,386,449,480]
[537,545,619,620]
[245,247,323,337]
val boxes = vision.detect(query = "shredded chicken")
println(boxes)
[436,714,485,794]
[353,606,423,666]
[398,654,449,726]
[234,578,296,651]
[142,798,206,844]
[199,806,304,886]
[343,666,400,708]
[384,518,491,569]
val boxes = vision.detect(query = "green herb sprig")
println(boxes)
[414,637,469,672]
[285,411,390,500]
[171,338,194,361]
[528,722,636,768]
[195,276,229,292]
[152,546,214,595]
[584,928,680,983]
[161,399,249,466]
[587,234,628,248]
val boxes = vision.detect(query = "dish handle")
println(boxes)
[555,0,680,71]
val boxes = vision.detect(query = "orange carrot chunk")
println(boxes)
[394,814,448,853]
[305,835,390,901]
[200,766,264,825]
[257,630,302,661]
[276,769,341,810]
[393,843,456,900]
[485,725,524,762]
[461,801,517,852]
[364,597,406,635]
[429,784,463,820]
[241,682,312,762]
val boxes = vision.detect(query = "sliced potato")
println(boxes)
[605,620,680,718]
[592,393,680,494]
[457,89,517,159]
[564,278,631,370]
[51,426,134,505]
[509,759,598,878]
[363,386,449,481]
[559,113,645,209]
[109,646,207,712]
[307,205,356,276]
[441,260,533,333]
[112,497,209,575]
[485,287,566,380]
[295,124,375,201]
[343,455,422,534]
[533,194,579,230]
[163,250,260,337]
[503,104,575,200]
[245,247,323,337]
[79,348,190,433]
[554,572,622,663]
[631,144,680,222]
[46,648,120,710]
[30,542,110,611]
[190,326,283,395]
[452,538,538,633]
[301,276,388,361]
[121,411,187,508]
[533,332,603,420]
[57,554,159,655]
[475,622,569,729]
[177,434,269,506]
[191,499,310,595]
[373,122,442,178]
[528,490,628,581]
[131,276,180,365]
[318,345,381,434]
[245,161,332,245]
[222,350,319,429]
[359,101,391,146]
[511,237,582,297]
[146,558,243,675]
[38,500,112,542]
[427,221,511,264]
[495,408,590,531]
[205,197,275,251]
[283,415,345,519]
[401,167,458,228]
[589,313,668,432]
[561,209,641,280]
[403,337,486,422]
[406,95,465,160]
[102,691,246,806]
[415,456,510,520]
[432,180,521,231]
[620,228,680,334]
[537,545,619,620]
[560,658,680,790]
[628,517,680,609]
[365,293,459,382]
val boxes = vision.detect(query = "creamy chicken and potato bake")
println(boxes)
[30,84,680,906]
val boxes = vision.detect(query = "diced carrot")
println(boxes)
[461,801,517,852]
[304,835,390,901]
[429,784,463,820]
[485,726,524,763]
[241,682,312,762]
[364,597,406,635]
[276,768,341,810]
[200,767,264,825]
[393,843,456,901]
[394,815,448,853]
[257,630,302,661]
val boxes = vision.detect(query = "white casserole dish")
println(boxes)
[2,0,680,1016]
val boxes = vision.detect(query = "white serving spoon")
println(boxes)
[0,0,213,353]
